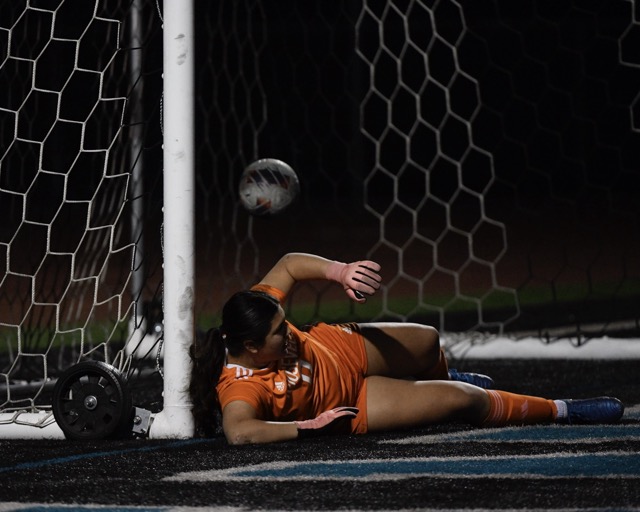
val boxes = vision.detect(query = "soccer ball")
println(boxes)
[238,158,300,216]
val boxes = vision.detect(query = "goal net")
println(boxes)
[195,0,640,343]
[1,0,639,438]
[0,0,165,437]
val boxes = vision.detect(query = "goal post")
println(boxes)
[149,0,196,439]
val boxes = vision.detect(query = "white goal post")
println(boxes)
[149,0,195,439]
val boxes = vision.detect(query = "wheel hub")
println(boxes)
[83,395,98,411]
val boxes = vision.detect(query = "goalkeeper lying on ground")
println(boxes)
[189,252,624,444]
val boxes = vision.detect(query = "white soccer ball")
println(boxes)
[238,158,300,216]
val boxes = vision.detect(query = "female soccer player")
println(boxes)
[189,252,624,444]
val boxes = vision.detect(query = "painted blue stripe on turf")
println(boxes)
[234,453,640,478]
[166,451,640,481]
[0,439,214,474]
[382,424,640,444]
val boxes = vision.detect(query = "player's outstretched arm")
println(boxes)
[258,252,381,303]
[222,400,299,445]
[222,400,359,445]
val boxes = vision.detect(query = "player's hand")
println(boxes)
[294,406,359,438]
[325,260,382,303]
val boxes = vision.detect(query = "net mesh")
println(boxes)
[195,0,640,340]
[0,0,164,415]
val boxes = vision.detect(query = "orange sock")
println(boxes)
[417,348,450,380]
[482,389,558,426]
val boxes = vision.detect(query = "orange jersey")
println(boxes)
[216,284,369,433]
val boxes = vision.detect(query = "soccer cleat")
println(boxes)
[558,397,624,424]
[448,368,494,389]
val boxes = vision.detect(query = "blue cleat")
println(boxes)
[559,397,624,424]
[448,368,494,389]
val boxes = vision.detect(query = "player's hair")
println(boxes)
[189,290,281,437]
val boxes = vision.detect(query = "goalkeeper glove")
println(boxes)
[325,260,381,303]
[294,406,359,438]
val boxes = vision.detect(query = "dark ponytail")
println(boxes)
[189,328,226,437]
[189,290,280,437]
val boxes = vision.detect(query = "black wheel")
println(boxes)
[52,361,133,440]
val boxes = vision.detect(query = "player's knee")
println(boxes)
[424,324,440,349]
[451,383,490,422]
[417,324,440,358]
[407,323,439,343]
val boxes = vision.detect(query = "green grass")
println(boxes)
[0,321,130,355]
[2,281,638,355]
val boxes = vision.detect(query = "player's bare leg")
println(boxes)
[359,323,446,379]
[360,322,494,387]
[365,377,490,431]
[363,376,595,431]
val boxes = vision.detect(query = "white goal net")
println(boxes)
[0,0,165,437]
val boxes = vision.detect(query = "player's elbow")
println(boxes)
[224,422,270,445]
[225,428,255,445]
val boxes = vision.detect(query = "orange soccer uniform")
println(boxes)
[216,284,370,434]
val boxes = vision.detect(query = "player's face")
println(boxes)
[255,306,292,363]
